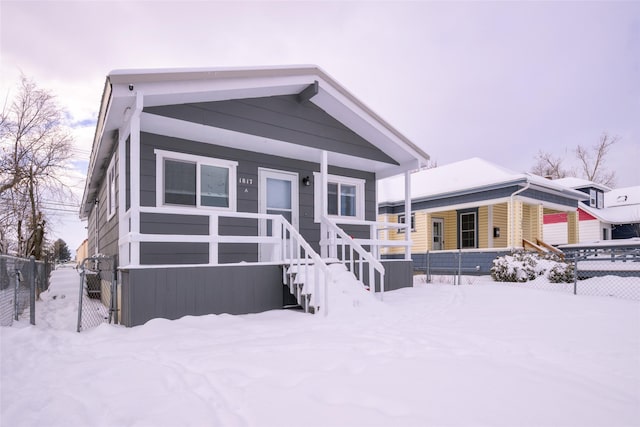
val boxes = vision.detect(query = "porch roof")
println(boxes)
[80,65,430,218]
[379,157,588,208]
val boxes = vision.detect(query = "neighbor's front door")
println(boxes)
[432,218,444,250]
[258,168,299,261]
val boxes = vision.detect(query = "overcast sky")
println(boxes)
[1,0,639,253]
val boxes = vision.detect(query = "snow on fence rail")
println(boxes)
[0,255,51,326]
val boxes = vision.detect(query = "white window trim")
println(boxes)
[106,155,117,221]
[154,149,238,212]
[397,213,416,233]
[313,172,365,221]
[589,189,597,207]
[459,211,477,249]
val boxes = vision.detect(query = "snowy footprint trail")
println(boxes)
[1,268,639,426]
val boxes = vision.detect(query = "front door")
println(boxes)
[258,168,298,261]
[432,218,444,250]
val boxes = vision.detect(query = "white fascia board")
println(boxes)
[311,85,429,167]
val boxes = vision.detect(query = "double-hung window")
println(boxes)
[397,213,415,233]
[458,209,477,249]
[314,173,365,221]
[107,156,116,220]
[155,149,237,210]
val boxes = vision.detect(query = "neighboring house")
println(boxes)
[80,65,430,326]
[75,238,88,266]
[605,186,640,239]
[378,158,587,273]
[544,177,610,244]
[545,178,640,243]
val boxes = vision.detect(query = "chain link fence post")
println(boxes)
[29,256,36,325]
[14,267,20,322]
[573,252,579,296]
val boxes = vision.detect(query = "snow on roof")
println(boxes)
[553,177,611,192]
[605,186,640,207]
[378,157,586,204]
[582,185,640,223]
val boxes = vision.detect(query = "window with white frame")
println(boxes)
[596,191,604,209]
[314,173,365,221]
[397,213,415,233]
[589,189,597,207]
[458,210,477,249]
[155,149,237,210]
[107,156,116,220]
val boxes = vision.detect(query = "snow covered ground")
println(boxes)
[2,266,639,427]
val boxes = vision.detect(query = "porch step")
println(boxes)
[285,258,339,275]
[283,262,371,315]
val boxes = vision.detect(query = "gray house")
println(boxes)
[80,65,429,326]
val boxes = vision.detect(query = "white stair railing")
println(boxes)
[320,216,385,299]
[277,217,331,315]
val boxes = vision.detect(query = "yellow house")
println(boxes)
[378,158,588,272]
[75,238,89,266]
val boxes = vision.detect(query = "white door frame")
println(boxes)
[258,168,299,261]
[432,217,444,251]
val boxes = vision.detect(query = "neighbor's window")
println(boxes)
[397,213,415,233]
[596,191,604,209]
[589,189,597,207]
[459,211,477,249]
[314,173,365,221]
[107,156,116,220]
[155,149,237,210]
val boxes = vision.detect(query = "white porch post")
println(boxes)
[129,93,143,266]
[487,204,494,249]
[404,170,411,260]
[320,150,329,258]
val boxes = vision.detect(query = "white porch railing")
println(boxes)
[320,216,392,299]
[118,207,331,314]
[329,217,412,260]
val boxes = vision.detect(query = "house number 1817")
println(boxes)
[239,177,253,185]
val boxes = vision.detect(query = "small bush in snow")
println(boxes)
[547,262,575,283]
[491,250,573,283]
[491,250,539,282]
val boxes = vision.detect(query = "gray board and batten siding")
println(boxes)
[120,264,286,327]
[120,261,413,327]
[379,185,580,214]
[138,132,377,265]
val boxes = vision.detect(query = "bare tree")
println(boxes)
[531,151,569,179]
[575,133,618,187]
[531,133,619,186]
[0,76,73,258]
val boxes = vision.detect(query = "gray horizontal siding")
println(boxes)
[140,242,209,265]
[144,95,397,165]
[120,264,284,326]
[138,132,376,264]
[140,213,209,235]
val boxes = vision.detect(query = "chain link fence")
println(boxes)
[564,243,640,300]
[416,244,640,301]
[76,256,118,332]
[0,254,51,326]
